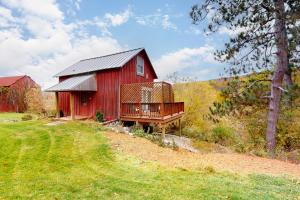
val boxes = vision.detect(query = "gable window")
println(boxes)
[136,56,144,76]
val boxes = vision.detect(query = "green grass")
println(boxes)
[0,114,299,199]
[0,112,26,122]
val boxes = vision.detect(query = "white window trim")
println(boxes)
[136,56,144,76]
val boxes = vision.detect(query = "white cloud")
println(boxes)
[0,6,16,27]
[153,46,217,79]
[74,0,81,10]
[104,8,132,26]
[0,6,14,20]
[0,1,127,89]
[1,0,63,20]
[161,15,177,30]
[135,10,177,30]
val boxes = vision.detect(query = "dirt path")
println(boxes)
[104,132,300,178]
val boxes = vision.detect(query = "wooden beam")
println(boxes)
[161,124,166,139]
[70,92,75,120]
[179,118,182,137]
[55,92,60,118]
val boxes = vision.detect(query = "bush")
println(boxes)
[181,126,209,141]
[96,111,104,122]
[25,87,44,114]
[132,127,146,137]
[210,126,235,146]
[204,166,216,174]
[22,114,33,121]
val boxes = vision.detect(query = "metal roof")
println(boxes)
[0,75,26,87]
[45,74,97,92]
[55,48,144,77]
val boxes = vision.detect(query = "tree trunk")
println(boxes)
[284,63,293,107]
[266,0,289,155]
[284,65,293,87]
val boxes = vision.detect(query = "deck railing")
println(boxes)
[121,102,184,119]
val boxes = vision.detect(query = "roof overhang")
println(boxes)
[45,74,97,92]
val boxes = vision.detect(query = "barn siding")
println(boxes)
[120,51,156,84]
[0,76,38,112]
[57,50,157,120]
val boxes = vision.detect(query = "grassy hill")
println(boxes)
[0,113,299,199]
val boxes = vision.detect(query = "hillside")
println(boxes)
[173,69,300,161]
[0,113,299,199]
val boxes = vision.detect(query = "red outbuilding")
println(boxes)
[46,48,184,134]
[0,75,38,112]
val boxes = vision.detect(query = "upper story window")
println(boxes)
[136,56,144,76]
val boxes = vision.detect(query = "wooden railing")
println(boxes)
[121,102,184,118]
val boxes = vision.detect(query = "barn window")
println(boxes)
[81,95,88,105]
[136,56,144,76]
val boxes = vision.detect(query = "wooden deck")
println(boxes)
[120,111,184,123]
[120,82,184,126]
[120,102,184,124]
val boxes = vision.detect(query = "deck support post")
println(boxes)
[70,92,75,120]
[179,118,182,137]
[55,92,59,118]
[161,124,166,139]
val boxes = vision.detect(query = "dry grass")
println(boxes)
[105,131,300,178]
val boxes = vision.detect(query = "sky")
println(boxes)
[0,0,232,89]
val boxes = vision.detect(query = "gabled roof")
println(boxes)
[46,74,97,92]
[55,48,151,77]
[0,75,26,87]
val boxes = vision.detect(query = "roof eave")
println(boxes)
[54,66,123,78]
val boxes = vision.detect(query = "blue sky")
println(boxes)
[0,0,231,88]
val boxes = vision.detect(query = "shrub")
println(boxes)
[95,111,104,122]
[25,87,44,114]
[22,114,33,121]
[276,110,300,152]
[132,127,146,137]
[210,126,235,146]
[204,166,216,174]
[181,126,209,141]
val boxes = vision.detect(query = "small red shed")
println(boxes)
[46,48,184,130]
[0,75,38,112]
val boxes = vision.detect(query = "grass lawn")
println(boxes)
[0,113,299,199]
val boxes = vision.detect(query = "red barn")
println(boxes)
[47,48,184,134]
[0,75,38,112]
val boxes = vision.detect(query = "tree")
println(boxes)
[190,0,299,154]
[25,87,44,114]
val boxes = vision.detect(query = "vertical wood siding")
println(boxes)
[0,76,38,112]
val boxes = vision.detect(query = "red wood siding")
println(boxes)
[58,92,70,116]
[120,51,156,84]
[95,69,119,120]
[57,50,157,120]
[0,76,38,112]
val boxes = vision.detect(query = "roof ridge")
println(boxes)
[79,48,144,62]
[0,75,25,79]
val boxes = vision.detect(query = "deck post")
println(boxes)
[55,92,59,118]
[70,92,75,120]
[161,83,165,118]
[161,124,166,139]
[179,118,182,137]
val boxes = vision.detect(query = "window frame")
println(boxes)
[136,56,144,76]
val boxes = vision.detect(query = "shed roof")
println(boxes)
[46,74,97,92]
[55,48,146,77]
[0,75,26,87]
